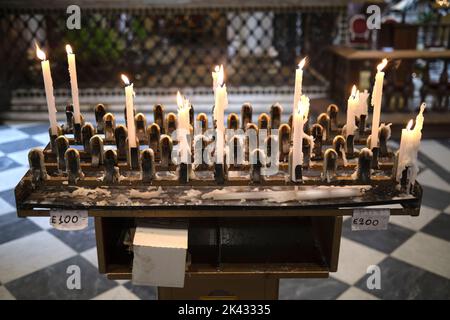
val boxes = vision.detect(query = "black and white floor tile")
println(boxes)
[0,122,449,300]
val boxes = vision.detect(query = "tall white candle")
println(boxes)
[66,45,81,124]
[121,74,136,148]
[177,91,191,164]
[214,65,227,164]
[293,57,306,114]
[370,58,388,149]
[291,95,309,180]
[346,85,359,137]
[36,44,58,135]
[396,103,426,186]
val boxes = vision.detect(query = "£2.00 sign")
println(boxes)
[352,208,390,231]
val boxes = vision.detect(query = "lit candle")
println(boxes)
[121,74,136,148]
[396,103,426,186]
[214,65,227,164]
[177,91,191,164]
[35,44,58,135]
[66,45,81,124]
[346,85,359,137]
[370,58,388,149]
[291,95,309,180]
[293,57,307,114]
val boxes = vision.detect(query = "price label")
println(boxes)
[352,209,390,231]
[50,210,88,231]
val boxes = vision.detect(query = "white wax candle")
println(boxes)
[66,45,81,124]
[370,58,388,149]
[177,91,191,164]
[396,103,426,186]
[121,74,136,148]
[214,65,227,164]
[211,65,220,93]
[346,85,359,137]
[358,90,369,116]
[36,44,58,135]
[291,95,309,180]
[202,185,370,203]
[293,57,306,114]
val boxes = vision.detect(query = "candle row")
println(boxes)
[35,45,425,191]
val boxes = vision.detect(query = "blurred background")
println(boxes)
[0,0,448,133]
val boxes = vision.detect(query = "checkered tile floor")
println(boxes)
[0,122,449,300]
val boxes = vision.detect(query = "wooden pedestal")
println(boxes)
[94,215,342,300]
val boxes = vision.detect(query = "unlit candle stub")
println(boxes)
[351,209,390,231]
[50,210,88,231]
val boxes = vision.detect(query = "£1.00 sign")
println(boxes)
[50,210,88,231]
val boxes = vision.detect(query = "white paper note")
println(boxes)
[50,209,88,231]
[351,208,390,231]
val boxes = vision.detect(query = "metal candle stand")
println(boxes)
[15,102,423,300]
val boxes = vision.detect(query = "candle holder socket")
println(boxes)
[278,124,291,162]
[28,148,48,184]
[241,103,253,129]
[311,123,324,160]
[115,125,128,161]
[135,113,148,144]
[270,103,282,130]
[90,135,104,167]
[65,148,84,184]
[73,122,82,144]
[55,135,69,172]
[371,146,380,169]
[127,137,140,170]
[356,148,373,183]
[103,113,116,142]
[141,148,155,183]
[103,149,120,183]
[48,125,63,153]
[288,150,303,183]
[94,104,106,134]
[322,148,338,183]
[327,104,339,131]
[317,113,331,141]
[81,123,95,153]
[227,113,239,130]
[165,112,177,136]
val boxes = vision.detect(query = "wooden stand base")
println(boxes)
[158,274,280,300]
[93,215,342,300]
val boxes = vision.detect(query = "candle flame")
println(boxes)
[65,44,73,55]
[419,102,426,114]
[298,57,307,70]
[121,74,130,86]
[217,65,224,86]
[351,85,357,98]
[176,91,183,109]
[377,58,388,72]
[406,119,414,130]
[35,43,46,61]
